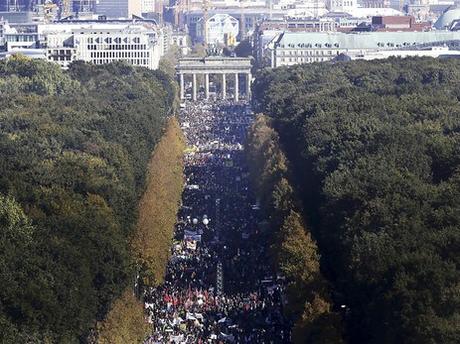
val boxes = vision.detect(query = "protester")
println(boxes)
[143,100,291,343]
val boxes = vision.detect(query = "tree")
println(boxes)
[246,115,344,343]
[253,57,460,343]
[0,59,178,341]
[191,43,207,58]
[234,39,253,57]
[96,289,149,344]
[130,117,185,286]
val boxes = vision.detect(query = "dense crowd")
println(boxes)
[143,100,290,343]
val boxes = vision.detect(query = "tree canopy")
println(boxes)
[246,115,344,343]
[0,57,176,342]
[253,57,460,343]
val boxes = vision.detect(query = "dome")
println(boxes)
[434,7,460,29]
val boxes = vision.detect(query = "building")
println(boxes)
[171,30,190,54]
[372,15,420,30]
[0,0,32,12]
[0,19,165,69]
[360,0,390,8]
[45,22,162,68]
[345,45,460,59]
[0,47,45,59]
[72,0,96,14]
[253,17,339,67]
[0,10,33,23]
[254,29,282,67]
[0,19,39,50]
[141,0,163,22]
[353,15,432,31]
[335,16,371,31]
[96,0,142,18]
[345,5,403,16]
[263,30,460,67]
[256,17,338,32]
[434,7,460,29]
[142,0,156,13]
[181,8,286,42]
[196,14,239,45]
[4,29,38,49]
[327,0,358,13]
[273,0,329,17]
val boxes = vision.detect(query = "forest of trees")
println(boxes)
[0,57,178,342]
[252,57,460,343]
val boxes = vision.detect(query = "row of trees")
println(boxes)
[252,57,460,343]
[96,117,185,343]
[96,289,149,344]
[131,117,185,286]
[0,57,177,342]
[246,115,343,343]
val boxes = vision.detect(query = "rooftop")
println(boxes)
[273,31,460,50]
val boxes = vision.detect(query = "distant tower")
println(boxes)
[96,0,141,18]
[61,0,71,16]
[73,0,95,13]
[0,0,34,11]
[8,0,19,11]
[240,8,245,41]
[155,0,163,22]
[202,0,209,47]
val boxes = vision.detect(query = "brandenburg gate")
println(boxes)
[176,57,252,101]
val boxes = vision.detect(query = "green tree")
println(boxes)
[252,57,460,343]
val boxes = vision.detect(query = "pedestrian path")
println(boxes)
[143,101,291,343]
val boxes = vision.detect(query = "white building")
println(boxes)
[327,0,358,13]
[434,7,460,29]
[171,31,190,55]
[264,31,460,67]
[141,0,156,13]
[350,46,460,60]
[323,0,407,18]
[349,6,403,16]
[0,18,187,69]
[75,26,161,69]
[273,0,329,17]
[40,21,163,69]
[0,48,46,60]
[197,14,239,45]
[254,29,284,67]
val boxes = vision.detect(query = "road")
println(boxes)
[144,100,291,343]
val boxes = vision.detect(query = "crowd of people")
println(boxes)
[143,100,291,343]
